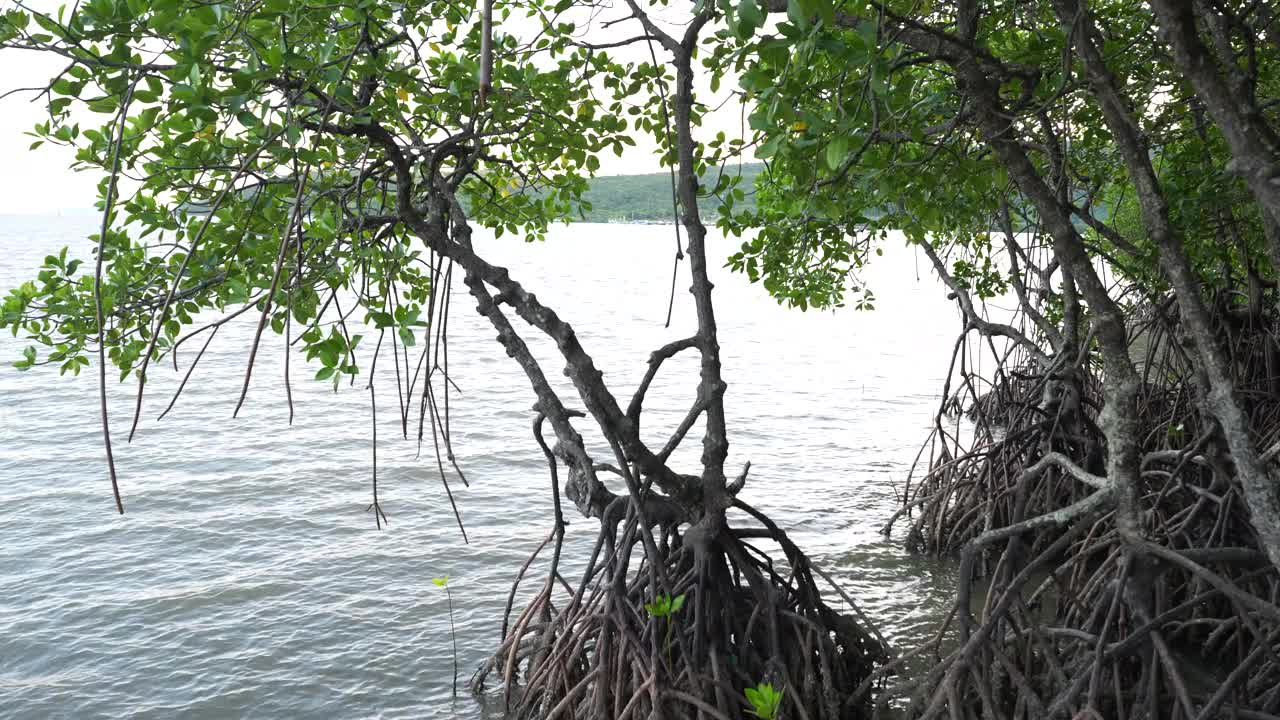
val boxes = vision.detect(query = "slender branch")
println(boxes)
[93,77,138,515]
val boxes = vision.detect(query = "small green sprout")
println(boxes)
[643,592,686,618]
[745,682,784,720]
[644,593,686,669]
[433,575,458,696]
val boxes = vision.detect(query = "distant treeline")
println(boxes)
[574,163,763,223]
[182,165,766,224]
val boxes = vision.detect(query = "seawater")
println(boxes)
[0,216,967,718]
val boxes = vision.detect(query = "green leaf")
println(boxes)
[87,97,118,113]
[738,0,764,36]
[824,136,849,170]
[745,682,784,719]
[756,136,781,159]
[786,0,809,28]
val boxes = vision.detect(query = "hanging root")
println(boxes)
[883,297,1280,718]
[472,485,888,719]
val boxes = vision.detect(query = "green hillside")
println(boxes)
[575,164,763,223]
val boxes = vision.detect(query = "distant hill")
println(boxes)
[170,163,768,224]
[576,164,763,223]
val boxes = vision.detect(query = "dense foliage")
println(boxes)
[721,0,1279,312]
[0,0,632,386]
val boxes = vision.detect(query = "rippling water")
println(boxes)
[0,214,969,718]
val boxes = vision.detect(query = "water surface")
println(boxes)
[0,216,967,718]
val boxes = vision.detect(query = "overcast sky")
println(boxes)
[0,2,746,215]
[0,48,102,214]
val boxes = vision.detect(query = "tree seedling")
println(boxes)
[434,575,458,697]
[643,592,685,618]
[745,682,784,720]
[644,593,686,668]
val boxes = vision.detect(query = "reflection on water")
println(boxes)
[1,215,968,718]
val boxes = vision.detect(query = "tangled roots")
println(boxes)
[890,341,1105,564]
[472,498,888,720]
[883,299,1280,718]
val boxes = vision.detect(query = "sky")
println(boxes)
[0,50,103,214]
[0,2,748,215]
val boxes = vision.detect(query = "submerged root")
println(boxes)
[886,498,1280,718]
[884,298,1280,718]
[472,497,888,720]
